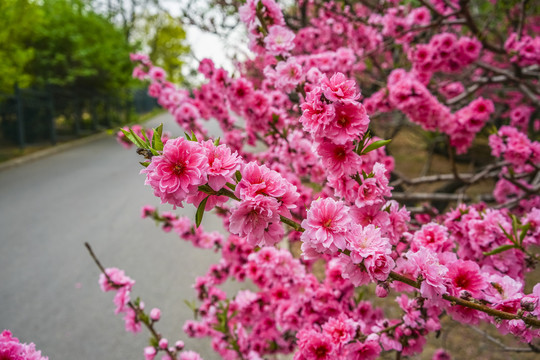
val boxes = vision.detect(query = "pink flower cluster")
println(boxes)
[505,32,540,66]
[142,138,241,209]
[229,162,299,247]
[0,330,48,360]
[409,33,482,75]
[98,268,140,333]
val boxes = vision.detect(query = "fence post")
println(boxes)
[74,99,81,136]
[14,83,25,149]
[47,88,57,145]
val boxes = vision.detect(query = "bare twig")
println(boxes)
[467,325,538,352]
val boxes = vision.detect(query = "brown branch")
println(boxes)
[388,272,540,328]
[391,192,471,202]
[467,325,538,353]
[517,0,529,41]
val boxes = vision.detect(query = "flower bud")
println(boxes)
[521,295,539,312]
[144,346,156,360]
[175,340,185,350]
[150,308,161,321]
[375,284,389,298]
[158,338,168,349]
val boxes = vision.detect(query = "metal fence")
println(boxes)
[0,85,158,148]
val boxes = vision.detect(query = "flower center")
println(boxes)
[172,163,185,175]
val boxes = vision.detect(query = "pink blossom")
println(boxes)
[296,328,335,360]
[179,351,204,360]
[99,267,135,292]
[347,224,391,263]
[0,330,48,360]
[144,346,156,360]
[365,253,395,281]
[322,316,357,346]
[141,138,209,208]
[124,307,142,333]
[201,140,241,191]
[405,248,449,301]
[264,25,295,56]
[446,260,487,297]
[229,194,283,247]
[235,162,299,215]
[343,339,381,360]
[150,308,161,321]
[325,100,370,145]
[316,141,362,178]
[321,73,359,102]
[301,198,351,253]
[411,223,452,252]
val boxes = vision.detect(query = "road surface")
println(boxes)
[0,113,236,359]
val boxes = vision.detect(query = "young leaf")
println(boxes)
[151,127,164,152]
[235,170,242,183]
[361,139,392,155]
[195,196,210,228]
[519,223,531,245]
[483,244,517,256]
[129,129,149,149]
[120,128,142,147]
[213,137,220,146]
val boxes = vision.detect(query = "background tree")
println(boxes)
[0,0,44,93]
[27,0,135,93]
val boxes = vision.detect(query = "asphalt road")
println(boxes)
[0,113,235,359]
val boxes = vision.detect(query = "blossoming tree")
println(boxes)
[92,0,540,359]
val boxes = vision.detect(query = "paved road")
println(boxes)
[0,113,235,359]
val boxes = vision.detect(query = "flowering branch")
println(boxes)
[84,243,179,360]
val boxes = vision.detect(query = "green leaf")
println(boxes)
[151,124,164,152]
[149,337,158,347]
[191,131,198,142]
[213,137,220,146]
[483,244,517,256]
[361,139,392,155]
[519,223,531,245]
[195,196,210,227]
[139,161,150,167]
[129,129,149,149]
[235,170,242,183]
[498,223,515,244]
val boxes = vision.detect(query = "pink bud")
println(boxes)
[175,340,185,350]
[521,295,539,312]
[150,308,161,321]
[159,338,168,349]
[376,284,389,298]
[144,346,156,360]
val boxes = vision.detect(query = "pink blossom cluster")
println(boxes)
[408,33,482,75]
[98,267,140,333]
[0,330,48,360]
[141,138,241,209]
[505,32,540,66]
[101,0,540,358]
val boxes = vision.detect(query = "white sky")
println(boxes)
[162,0,249,74]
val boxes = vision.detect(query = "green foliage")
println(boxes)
[137,12,190,84]
[0,0,44,92]
[27,0,134,93]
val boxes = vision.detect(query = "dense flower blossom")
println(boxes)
[229,195,283,247]
[264,25,295,56]
[0,330,48,360]
[301,198,351,254]
[108,1,540,358]
[141,138,209,208]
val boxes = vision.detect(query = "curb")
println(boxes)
[0,132,110,172]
